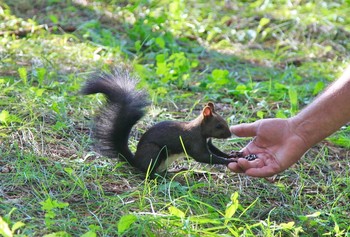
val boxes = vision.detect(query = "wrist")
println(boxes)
[289,115,319,150]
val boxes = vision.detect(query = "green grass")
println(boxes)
[1,0,350,236]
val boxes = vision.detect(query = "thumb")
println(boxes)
[230,122,259,138]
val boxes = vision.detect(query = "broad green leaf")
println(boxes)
[274,83,288,90]
[18,67,27,84]
[49,14,59,24]
[288,86,298,114]
[156,62,167,76]
[40,197,69,211]
[279,221,295,229]
[257,110,264,119]
[156,53,166,63]
[36,88,45,97]
[11,221,25,233]
[156,87,168,95]
[134,40,141,52]
[305,211,321,218]
[225,192,239,225]
[235,84,247,94]
[275,110,287,119]
[0,110,9,124]
[257,17,270,34]
[51,102,59,113]
[64,167,74,175]
[117,214,137,235]
[212,69,229,80]
[36,67,47,85]
[56,201,69,209]
[0,110,20,125]
[155,37,165,49]
[40,198,55,211]
[168,206,185,219]
[81,231,96,237]
[211,69,229,85]
[313,81,325,95]
[31,87,45,97]
[43,231,71,237]
[259,17,270,27]
[0,216,12,237]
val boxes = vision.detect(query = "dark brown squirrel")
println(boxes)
[81,68,239,177]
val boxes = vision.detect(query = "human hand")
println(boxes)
[228,118,309,177]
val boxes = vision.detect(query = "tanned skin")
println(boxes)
[228,66,350,177]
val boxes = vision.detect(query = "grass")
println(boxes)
[1,0,350,236]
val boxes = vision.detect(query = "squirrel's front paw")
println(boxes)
[228,151,244,158]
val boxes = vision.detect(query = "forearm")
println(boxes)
[291,66,350,148]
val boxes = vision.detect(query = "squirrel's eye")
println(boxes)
[216,124,223,129]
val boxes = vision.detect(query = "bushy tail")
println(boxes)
[81,68,149,164]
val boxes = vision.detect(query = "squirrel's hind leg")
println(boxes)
[134,143,168,176]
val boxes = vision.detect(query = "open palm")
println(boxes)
[228,118,308,177]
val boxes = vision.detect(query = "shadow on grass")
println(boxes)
[1,0,286,82]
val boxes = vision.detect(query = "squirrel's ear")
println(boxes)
[207,102,215,112]
[202,106,213,118]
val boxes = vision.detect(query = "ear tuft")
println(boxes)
[207,102,215,112]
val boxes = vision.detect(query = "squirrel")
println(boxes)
[81,68,241,177]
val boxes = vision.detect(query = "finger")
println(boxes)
[237,159,281,177]
[230,122,259,137]
[236,158,264,170]
[245,167,279,178]
[227,162,244,173]
[227,158,262,173]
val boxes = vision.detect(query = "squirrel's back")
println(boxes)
[81,68,150,163]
